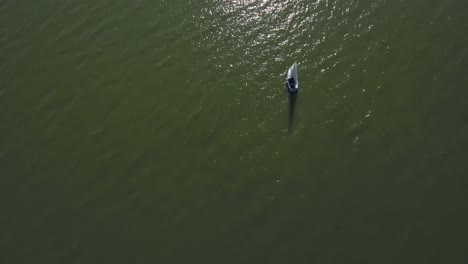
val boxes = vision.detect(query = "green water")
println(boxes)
[1,0,468,263]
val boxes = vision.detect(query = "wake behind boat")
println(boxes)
[286,62,298,93]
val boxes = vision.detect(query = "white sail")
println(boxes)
[286,62,298,92]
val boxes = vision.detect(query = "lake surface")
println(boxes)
[1,0,468,263]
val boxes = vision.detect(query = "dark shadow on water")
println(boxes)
[288,91,297,132]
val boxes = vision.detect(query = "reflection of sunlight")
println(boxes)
[199,0,307,73]
[215,0,290,43]
[220,0,282,17]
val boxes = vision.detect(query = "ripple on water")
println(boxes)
[184,0,388,152]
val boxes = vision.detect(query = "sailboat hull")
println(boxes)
[286,62,298,93]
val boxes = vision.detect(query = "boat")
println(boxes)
[286,62,298,93]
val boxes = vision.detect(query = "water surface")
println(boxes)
[1,0,468,263]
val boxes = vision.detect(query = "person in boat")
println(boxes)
[288,77,295,88]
